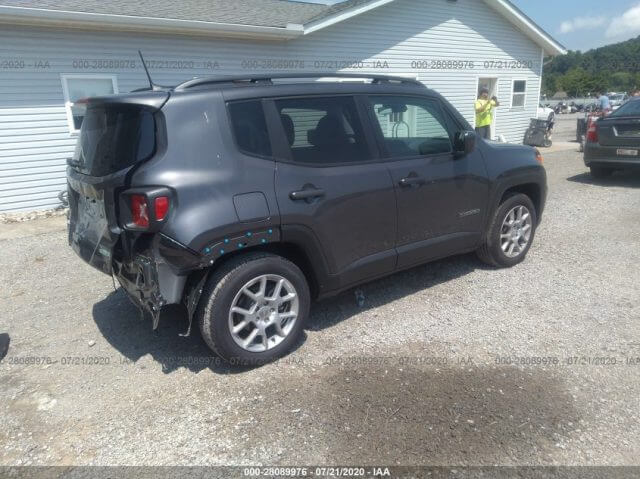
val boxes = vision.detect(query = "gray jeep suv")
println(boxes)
[67,73,547,364]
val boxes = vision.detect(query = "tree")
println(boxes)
[542,72,559,97]
[558,68,591,97]
[543,35,640,96]
[610,72,634,92]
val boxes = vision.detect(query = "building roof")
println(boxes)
[0,0,377,28]
[0,0,566,54]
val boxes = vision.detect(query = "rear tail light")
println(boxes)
[131,194,149,228]
[586,120,598,143]
[122,190,172,230]
[154,196,170,221]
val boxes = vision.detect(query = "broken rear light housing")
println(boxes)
[119,187,173,231]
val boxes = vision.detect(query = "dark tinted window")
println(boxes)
[228,101,272,157]
[275,96,369,164]
[76,105,155,176]
[369,95,452,157]
[610,99,640,117]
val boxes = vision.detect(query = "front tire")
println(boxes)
[477,193,537,267]
[197,252,310,364]
[590,166,614,179]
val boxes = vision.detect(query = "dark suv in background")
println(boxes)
[67,73,546,363]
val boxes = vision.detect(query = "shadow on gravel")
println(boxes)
[92,252,483,374]
[232,364,579,464]
[91,292,265,375]
[308,252,483,331]
[567,170,640,188]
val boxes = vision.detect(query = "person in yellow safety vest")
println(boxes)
[475,88,500,140]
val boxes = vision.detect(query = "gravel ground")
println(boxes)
[1,116,639,469]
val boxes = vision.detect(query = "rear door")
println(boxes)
[268,95,397,290]
[67,99,161,274]
[366,94,489,269]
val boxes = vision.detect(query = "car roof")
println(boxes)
[159,73,432,102]
[173,72,424,90]
[94,72,472,129]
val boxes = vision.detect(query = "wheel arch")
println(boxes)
[499,182,542,221]
[185,240,324,304]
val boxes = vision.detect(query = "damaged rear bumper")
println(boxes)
[112,234,204,329]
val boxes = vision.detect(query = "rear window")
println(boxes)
[609,100,640,118]
[76,105,155,176]
[228,100,272,157]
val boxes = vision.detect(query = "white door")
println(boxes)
[477,77,498,139]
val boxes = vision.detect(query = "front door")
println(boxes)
[270,95,397,291]
[367,94,489,269]
[477,77,498,139]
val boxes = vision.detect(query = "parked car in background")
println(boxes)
[67,73,547,363]
[609,93,628,110]
[537,103,555,121]
[584,97,640,177]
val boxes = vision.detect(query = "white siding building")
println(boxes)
[0,0,565,212]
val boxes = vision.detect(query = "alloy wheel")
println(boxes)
[228,274,299,352]
[500,205,533,258]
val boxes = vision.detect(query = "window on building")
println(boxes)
[228,100,272,158]
[61,75,118,134]
[369,96,452,157]
[511,80,527,108]
[275,96,369,165]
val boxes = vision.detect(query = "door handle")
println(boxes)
[399,176,426,187]
[289,188,326,201]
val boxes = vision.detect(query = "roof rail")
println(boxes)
[174,72,424,90]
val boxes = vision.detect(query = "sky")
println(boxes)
[511,0,640,51]
[299,0,640,52]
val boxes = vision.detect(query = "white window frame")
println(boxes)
[510,78,527,109]
[61,74,118,135]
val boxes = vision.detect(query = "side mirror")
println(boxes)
[454,131,476,156]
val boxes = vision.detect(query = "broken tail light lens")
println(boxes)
[120,188,172,231]
[131,194,150,228]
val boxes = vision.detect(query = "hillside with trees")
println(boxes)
[543,35,640,97]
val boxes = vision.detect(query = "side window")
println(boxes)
[275,96,369,165]
[228,100,272,157]
[369,96,452,157]
[511,80,527,108]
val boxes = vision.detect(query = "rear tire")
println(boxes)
[477,193,537,268]
[590,166,614,179]
[197,252,310,365]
